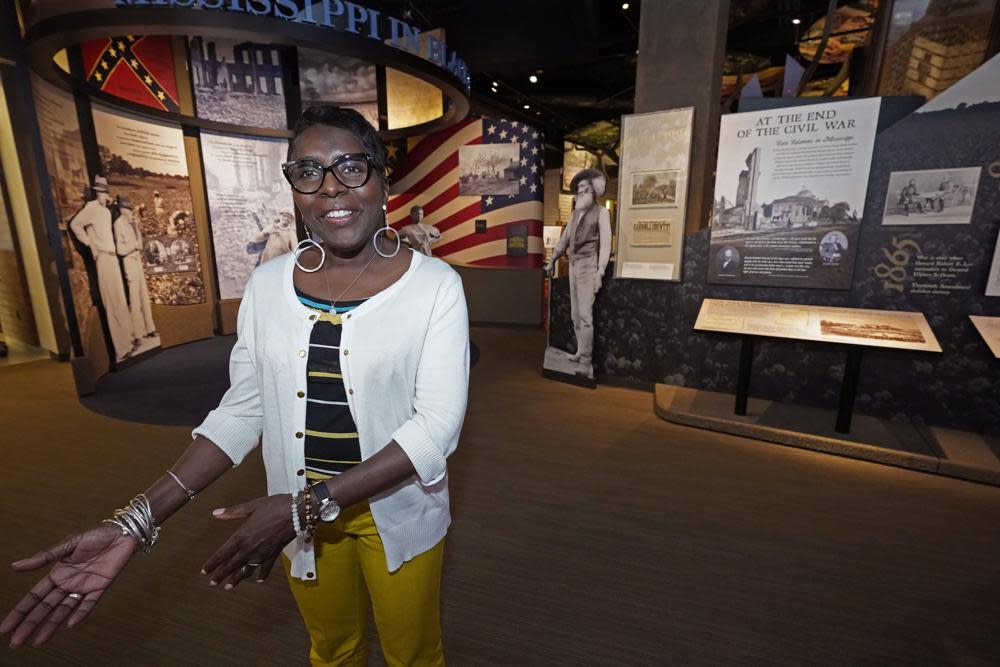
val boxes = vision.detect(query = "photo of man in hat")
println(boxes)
[68,175,134,361]
[114,195,157,348]
[544,168,612,378]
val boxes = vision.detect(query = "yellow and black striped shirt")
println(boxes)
[296,288,366,482]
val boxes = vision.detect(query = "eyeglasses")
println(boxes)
[281,153,375,194]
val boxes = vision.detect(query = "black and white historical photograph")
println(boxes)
[201,132,294,300]
[543,169,612,382]
[458,143,520,196]
[189,36,287,130]
[297,48,378,129]
[630,170,678,207]
[882,167,981,225]
[91,104,206,308]
[709,97,880,288]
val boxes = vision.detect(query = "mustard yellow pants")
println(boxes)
[283,502,445,667]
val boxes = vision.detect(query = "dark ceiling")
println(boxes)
[373,1,862,158]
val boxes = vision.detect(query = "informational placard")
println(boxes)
[91,105,205,307]
[615,107,694,281]
[694,298,942,352]
[988,228,1000,297]
[969,316,1000,358]
[200,132,294,300]
[708,97,880,288]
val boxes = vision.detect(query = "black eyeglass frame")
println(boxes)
[281,153,377,194]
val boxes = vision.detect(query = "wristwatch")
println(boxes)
[310,482,342,523]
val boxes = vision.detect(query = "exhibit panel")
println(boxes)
[708,97,880,289]
[297,48,378,128]
[82,35,181,113]
[200,131,293,301]
[694,299,942,353]
[387,117,545,268]
[189,36,287,130]
[614,107,694,281]
[31,76,98,360]
[549,57,1000,435]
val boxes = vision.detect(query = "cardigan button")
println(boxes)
[297,391,305,398]
[346,313,351,319]
[295,432,303,438]
[309,314,317,321]
[348,388,354,395]
[296,469,305,476]
[306,572,315,579]
[343,349,348,356]
[298,349,306,358]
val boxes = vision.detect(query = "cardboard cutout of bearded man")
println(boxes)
[543,168,612,380]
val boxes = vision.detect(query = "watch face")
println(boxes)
[320,502,340,523]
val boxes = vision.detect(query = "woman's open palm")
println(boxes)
[1,524,137,647]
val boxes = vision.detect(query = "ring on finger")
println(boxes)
[67,593,83,601]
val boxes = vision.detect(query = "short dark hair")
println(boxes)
[288,106,387,178]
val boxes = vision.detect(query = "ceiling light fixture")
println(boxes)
[529,74,538,83]
[491,86,498,93]
[523,104,530,109]
[622,2,629,9]
[492,81,498,87]
[792,18,801,25]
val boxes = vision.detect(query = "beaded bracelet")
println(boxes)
[291,492,304,537]
[303,487,316,539]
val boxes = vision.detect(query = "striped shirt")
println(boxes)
[296,288,366,481]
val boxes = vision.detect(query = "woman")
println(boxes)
[1,106,469,666]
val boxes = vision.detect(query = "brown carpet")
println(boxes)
[0,327,998,666]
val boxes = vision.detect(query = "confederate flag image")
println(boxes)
[81,36,180,113]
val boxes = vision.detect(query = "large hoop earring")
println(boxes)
[372,225,401,258]
[294,238,325,272]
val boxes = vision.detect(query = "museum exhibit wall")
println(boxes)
[549,62,1000,435]
[387,116,545,268]
[16,2,490,389]
[386,116,546,325]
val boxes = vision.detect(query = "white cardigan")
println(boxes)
[193,250,469,578]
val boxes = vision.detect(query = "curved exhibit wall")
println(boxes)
[549,57,1000,435]
[387,117,545,268]
[19,2,472,393]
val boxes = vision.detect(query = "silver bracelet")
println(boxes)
[102,494,160,554]
[166,470,197,500]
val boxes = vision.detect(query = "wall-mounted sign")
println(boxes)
[112,0,469,87]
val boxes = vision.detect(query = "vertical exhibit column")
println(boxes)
[634,0,729,234]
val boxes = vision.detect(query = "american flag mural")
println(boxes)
[81,36,180,113]
[387,117,545,268]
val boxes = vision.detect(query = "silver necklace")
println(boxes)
[319,249,380,314]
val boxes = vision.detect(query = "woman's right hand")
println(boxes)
[1,523,137,648]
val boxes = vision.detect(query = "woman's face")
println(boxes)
[289,124,386,254]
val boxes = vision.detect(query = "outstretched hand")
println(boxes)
[201,494,297,591]
[1,524,137,648]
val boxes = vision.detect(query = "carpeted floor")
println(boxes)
[0,327,998,666]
